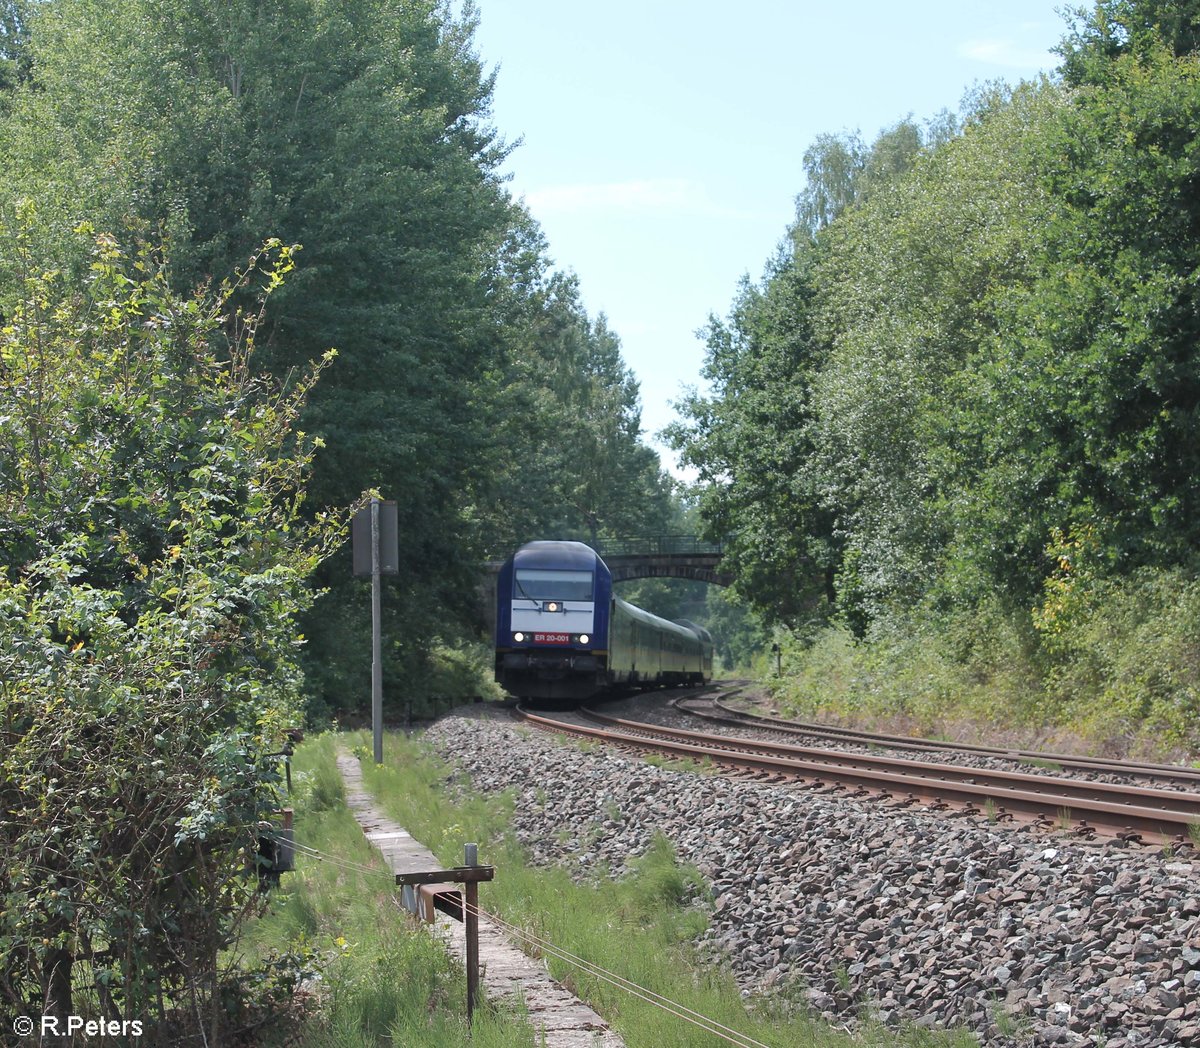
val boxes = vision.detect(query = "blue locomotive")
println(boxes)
[494,540,714,703]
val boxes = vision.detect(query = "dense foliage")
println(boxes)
[0,221,340,1038]
[0,1,697,1033]
[0,0,682,719]
[669,1,1200,750]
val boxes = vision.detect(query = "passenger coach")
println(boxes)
[494,540,713,704]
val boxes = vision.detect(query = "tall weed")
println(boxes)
[242,737,537,1047]
[773,570,1200,757]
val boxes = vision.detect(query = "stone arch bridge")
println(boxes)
[480,536,729,633]
[483,535,730,587]
[591,535,731,587]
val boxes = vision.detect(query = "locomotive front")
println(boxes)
[494,541,613,703]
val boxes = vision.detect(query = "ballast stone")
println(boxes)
[424,711,1200,1048]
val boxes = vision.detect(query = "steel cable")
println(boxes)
[459,897,775,1048]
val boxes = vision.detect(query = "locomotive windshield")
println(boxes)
[514,569,594,602]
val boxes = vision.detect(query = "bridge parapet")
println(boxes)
[482,535,731,589]
[603,553,731,587]
[595,535,724,558]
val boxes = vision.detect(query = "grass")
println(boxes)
[990,999,1033,1040]
[1018,757,1063,773]
[642,752,718,775]
[574,737,601,753]
[239,734,539,1047]
[333,728,979,1048]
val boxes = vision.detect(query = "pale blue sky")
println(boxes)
[471,2,1070,476]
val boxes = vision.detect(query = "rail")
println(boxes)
[513,703,1200,848]
[695,697,1200,787]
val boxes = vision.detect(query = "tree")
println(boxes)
[0,218,339,1036]
[668,240,836,627]
[669,118,936,627]
[809,82,1061,616]
[962,34,1200,589]
[0,0,526,710]
[1,0,688,717]
[0,0,31,98]
[793,118,926,236]
[474,230,677,554]
[1057,0,1200,85]
[549,309,673,545]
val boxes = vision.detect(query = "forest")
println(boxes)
[2,0,1199,1036]
[0,0,688,1029]
[668,0,1200,756]
[0,0,704,725]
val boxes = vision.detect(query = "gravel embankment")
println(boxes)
[424,710,1200,1048]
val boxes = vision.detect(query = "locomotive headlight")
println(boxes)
[578,634,590,646]
[545,600,561,613]
[513,632,525,643]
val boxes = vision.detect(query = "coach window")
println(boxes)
[514,569,594,601]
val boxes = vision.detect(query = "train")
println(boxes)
[494,540,714,704]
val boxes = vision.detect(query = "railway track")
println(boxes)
[676,693,1200,789]
[514,699,1200,848]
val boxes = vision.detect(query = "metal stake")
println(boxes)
[464,843,480,1025]
[371,497,383,764]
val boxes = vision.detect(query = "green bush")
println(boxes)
[1045,569,1200,753]
[774,598,1040,733]
[772,570,1200,757]
[0,219,342,1039]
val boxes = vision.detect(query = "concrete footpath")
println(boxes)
[337,752,625,1048]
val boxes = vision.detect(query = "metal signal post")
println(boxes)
[352,497,399,764]
[371,498,382,764]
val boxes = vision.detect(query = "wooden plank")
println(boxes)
[395,865,495,886]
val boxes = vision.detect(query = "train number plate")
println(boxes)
[533,632,570,645]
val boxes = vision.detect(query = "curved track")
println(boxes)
[514,698,1200,848]
[677,694,1200,788]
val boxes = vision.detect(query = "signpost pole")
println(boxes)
[371,497,383,765]
[464,843,480,1025]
